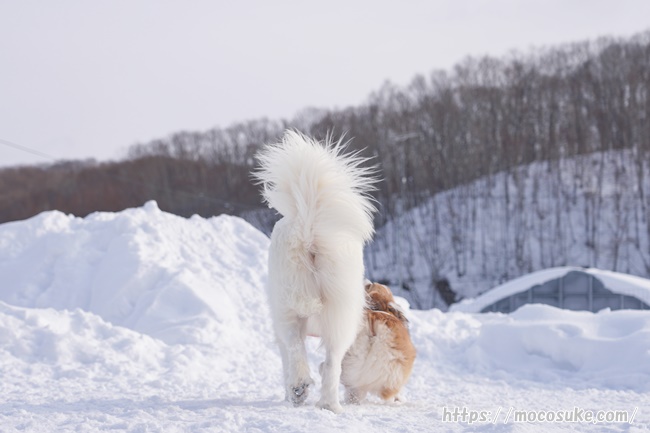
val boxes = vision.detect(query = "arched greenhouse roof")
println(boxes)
[450,267,650,313]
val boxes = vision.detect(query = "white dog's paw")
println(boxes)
[316,399,344,414]
[286,378,314,406]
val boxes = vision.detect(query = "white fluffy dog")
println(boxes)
[255,131,376,413]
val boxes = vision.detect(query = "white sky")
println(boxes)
[1,0,649,167]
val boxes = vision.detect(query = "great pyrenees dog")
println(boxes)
[255,131,376,413]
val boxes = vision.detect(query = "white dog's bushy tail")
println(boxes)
[254,130,377,255]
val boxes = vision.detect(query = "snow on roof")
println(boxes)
[450,266,650,313]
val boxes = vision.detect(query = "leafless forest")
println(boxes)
[2,32,649,305]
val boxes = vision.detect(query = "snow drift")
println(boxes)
[0,203,648,431]
[0,200,270,346]
[410,305,650,391]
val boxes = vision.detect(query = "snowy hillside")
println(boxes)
[366,149,650,309]
[1,203,648,431]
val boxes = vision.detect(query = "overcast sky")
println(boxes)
[1,1,649,167]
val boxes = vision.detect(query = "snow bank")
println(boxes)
[0,300,167,381]
[412,304,650,392]
[0,201,271,346]
[0,202,282,422]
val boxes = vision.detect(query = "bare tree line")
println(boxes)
[1,31,649,308]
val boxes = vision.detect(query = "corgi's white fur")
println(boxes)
[254,131,376,413]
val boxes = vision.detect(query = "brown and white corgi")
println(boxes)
[340,282,416,403]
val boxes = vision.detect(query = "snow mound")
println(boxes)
[0,300,167,380]
[0,201,270,346]
[411,304,650,391]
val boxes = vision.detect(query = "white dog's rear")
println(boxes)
[255,131,376,413]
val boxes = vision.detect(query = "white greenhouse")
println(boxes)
[451,267,650,314]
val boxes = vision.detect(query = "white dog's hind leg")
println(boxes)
[317,345,346,413]
[275,313,314,405]
[316,302,360,414]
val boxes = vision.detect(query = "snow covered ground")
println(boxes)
[1,203,648,432]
